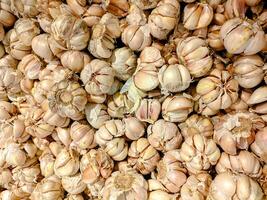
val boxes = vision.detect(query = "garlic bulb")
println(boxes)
[148,0,180,40]
[156,150,187,193]
[147,119,183,152]
[102,0,129,17]
[180,173,212,200]
[48,80,87,120]
[183,3,213,30]
[110,47,137,81]
[180,134,220,174]
[158,64,191,93]
[179,114,214,138]
[196,68,239,115]
[80,59,114,96]
[128,138,160,175]
[123,117,145,140]
[233,54,264,88]
[102,169,148,200]
[162,94,193,122]
[207,172,263,200]
[176,36,213,77]
[81,148,114,184]
[82,4,105,27]
[251,127,267,163]
[224,0,247,19]
[213,112,265,155]
[39,150,55,177]
[61,173,86,195]
[220,18,265,55]
[216,151,262,178]
[51,14,90,50]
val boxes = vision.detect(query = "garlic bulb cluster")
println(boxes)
[0,0,266,199]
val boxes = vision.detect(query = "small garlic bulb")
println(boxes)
[180,134,221,174]
[39,150,55,177]
[251,127,267,163]
[213,112,265,155]
[122,24,152,51]
[54,149,80,177]
[128,138,160,175]
[216,151,262,178]
[85,103,111,129]
[135,98,161,124]
[207,172,263,200]
[51,14,90,50]
[176,36,213,77]
[18,54,43,80]
[123,117,145,140]
[80,59,115,96]
[102,169,148,200]
[43,109,70,127]
[158,64,191,93]
[179,114,214,138]
[148,0,180,40]
[220,18,265,55]
[233,54,264,88]
[196,68,239,115]
[224,0,247,19]
[147,119,183,152]
[183,3,213,30]
[156,150,187,193]
[5,143,26,167]
[180,173,212,200]
[82,4,105,27]
[48,80,87,120]
[61,173,86,195]
[110,47,137,81]
[81,148,114,184]
[60,50,91,73]
[31,175,64,200]
[102,0,129,17]
[162,94,193,122]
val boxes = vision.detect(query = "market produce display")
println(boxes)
[0,0,266,199]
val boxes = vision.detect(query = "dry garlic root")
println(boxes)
[0,0,266,199]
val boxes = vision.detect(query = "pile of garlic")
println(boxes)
[0,0,266,199]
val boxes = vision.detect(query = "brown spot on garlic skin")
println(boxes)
[207,172,264,200]
[103,0,129,17]
[213,112,265,155]
[216,151,262,178]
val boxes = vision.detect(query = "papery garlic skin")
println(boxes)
[18,54,43,80]
[156,150,187,193]
[220,18,265,55]
[180,173,212,200]
[128,138,160,175]
[147,119,182,152]
[158,64,191,93]
[39,150,55,177]
[207,172,263,200]
[81,59,114,96]
[196,68,239,115]
[251,127,267,163]
[224,0,247,19]
[233,54,264,89]
[162,95,193,122]
[101,169,148,200]
[102,0,129,17]
[213,112,264,155]
[176,36,213,78]
[148,0,180,40]
[179,114,214,138]
[123,117,145,140]
[247,86,267,105]
[180,134,220,174]
[11,0,39,18]
[216,151,262,178]
[82,4,105,27]
[207,25,224,51]
[183,3,213,30]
